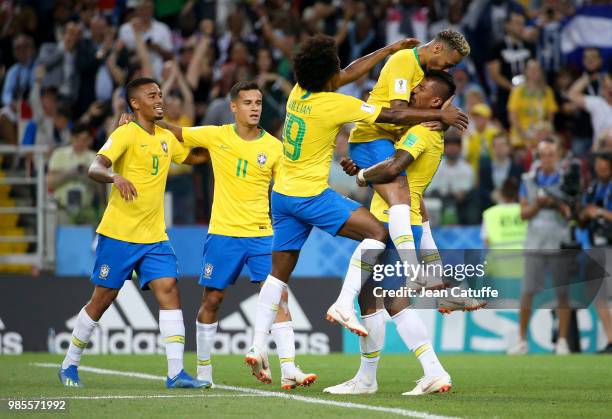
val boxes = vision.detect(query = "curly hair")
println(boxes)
[293,34,340,92]
[435,29,470,57]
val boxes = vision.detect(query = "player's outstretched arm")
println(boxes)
[88,154,138,201]
[155,120,183,141]
[182,147,211,165]
[376,105,468,131]
[360,149,415,185]
[332,38,421,90]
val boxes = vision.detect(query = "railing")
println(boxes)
[0,145,48,269]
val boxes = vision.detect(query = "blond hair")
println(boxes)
[435,29,471,56]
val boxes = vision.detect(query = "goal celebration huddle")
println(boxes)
[58,29,487,396]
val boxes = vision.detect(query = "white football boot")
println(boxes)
[437,292,487,314]
[245,346,272,384]
[326,303,368,336]
[402,374,452,396]
[323,376,378,395]
[555,338,570,355]
[281,366,317,390]
[507,339,528,355]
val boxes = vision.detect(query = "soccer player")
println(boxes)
[346,29,473,299]
[58,78,210,389]
[245,35,469,376]
[156,81,316,389]
[325,70,464,396]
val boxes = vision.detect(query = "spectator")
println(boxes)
[118,0,173,79]
[451,66,486,110]
[218,41,254,97]
[582,47,607,97]
[508,59,557,148]
[36,21,84,104]
[579,152,612,354]
[88,15,116,103]
[463,103,500,175]
[508,137,572,355]
[1,34,35,108]
[161,61,195,127]
[479,132,524,211]
[216,10,256,66]
[255,48,291,132]
[427,131,478,225]
[24,66,71,150]
[527,1,569,82]
[47,124,98,225]
[553,69,594,156]
[486,11,535,127]
[598,128,612,152]
[568,72,612,152]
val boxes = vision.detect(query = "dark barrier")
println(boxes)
[0,275,342,355]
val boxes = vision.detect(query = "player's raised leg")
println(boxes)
[328,206,388,336]
[59,285,118,387]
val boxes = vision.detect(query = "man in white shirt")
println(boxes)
[568,72,612,151]
[118,0,173,79]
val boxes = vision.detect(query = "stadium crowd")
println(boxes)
[0,0,611,226]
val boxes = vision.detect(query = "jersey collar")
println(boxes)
[413,47,423,71]
[232,123,265,141]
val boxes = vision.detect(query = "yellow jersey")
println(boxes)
[370,125,443,225]
[274,84,382,197]
[182,124,282,237]
[507,84,558,147]
[97,121,189,243]
[463,124,501,174]
[350,48,425,143]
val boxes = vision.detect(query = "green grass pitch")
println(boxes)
[1,353,611,418]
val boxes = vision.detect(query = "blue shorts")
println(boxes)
[349,139,406,177]
[91,235,178,290]
[199,234,272,289]
[370,224,423,290]
[271,188,361,251]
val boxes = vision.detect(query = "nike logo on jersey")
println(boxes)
[219,144,231,150]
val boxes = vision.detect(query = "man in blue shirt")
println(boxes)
[2,34,35,108]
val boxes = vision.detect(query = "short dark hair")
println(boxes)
[293,34,339,92]
[229,80,261,100]
[500,177,519,202]
[425,70,456,103]
[71,123,90,136]
[57,101,72,119]
[125,77,159,107]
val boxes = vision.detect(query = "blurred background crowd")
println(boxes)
[0,0,611,229]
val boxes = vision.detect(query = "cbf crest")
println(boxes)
[257,152,267,167]
[99,264,110,279]
[161,141,168,154]
[204,263,214,278]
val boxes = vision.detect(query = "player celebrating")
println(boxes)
[157,81,316,389]
[326,71,471,396]
[346,29,473,301]
[245,35,469,377]
[58,78,209,389]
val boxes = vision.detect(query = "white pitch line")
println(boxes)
[33,362,460,419]
[0,394,261,401]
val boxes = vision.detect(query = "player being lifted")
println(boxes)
[156,81,316,389]
[58,78,210,389]
[245,35,469,377]
[344,29,480,310]
[326,71,475,396]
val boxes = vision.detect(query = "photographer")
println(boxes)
[47,125,99,225]
[579,153,612,353]
[508,137,573,355]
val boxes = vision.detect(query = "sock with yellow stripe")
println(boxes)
[392,308,446,377]
[253,275,287,349]
[160,310,185,378]
[356,310,386,386]
[336,239,386,308]
[388,205,420,284]
[62,307,98,369]
[196,321,217,381]
[419,220,444,288]
[271,321,297,377]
